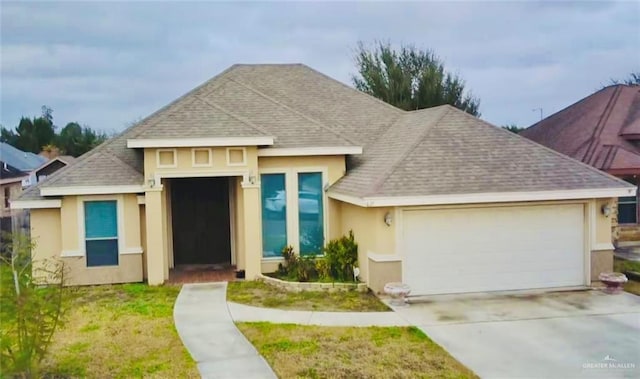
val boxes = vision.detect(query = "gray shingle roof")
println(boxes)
[21,63,631,201]
[330,105,631,198]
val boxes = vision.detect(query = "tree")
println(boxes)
[1,107,109,157]
[608,72,640,86]
[502,124,527,134]
[0,107,56,154]
[352,42,480,115]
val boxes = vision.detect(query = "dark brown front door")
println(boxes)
[171,177,231,265]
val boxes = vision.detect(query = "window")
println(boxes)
[84,200,119,266]
[618,196,637,224]
[4,186,10,209]
[261,174,287,257]
[298,172,324,256]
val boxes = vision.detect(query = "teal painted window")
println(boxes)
[298,172,324,256]
[261,174,287,257]
[84,200,118,266]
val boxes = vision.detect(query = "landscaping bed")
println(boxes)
[614,258,640,296]
[227,280,389,312]
[237,322,477,379]
[42,284,198,378]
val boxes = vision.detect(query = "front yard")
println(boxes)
[227,280,389,311]
[614,258,640,296]
[42,284,198,378]
[237,322,477,379]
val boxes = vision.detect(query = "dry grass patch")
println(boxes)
[237,322,476,379]
[227,280,389,312]
[614,258,640,296]
[42,284,198,378]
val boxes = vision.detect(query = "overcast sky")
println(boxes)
[1,1,639,134]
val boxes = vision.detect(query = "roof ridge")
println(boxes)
[226,77,359,146]
[367,107,451,196]
[583,85,623,164]
[194,92,272,136]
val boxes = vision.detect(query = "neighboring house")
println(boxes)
[0,142,47,188]
[35,155,76,182]
[12,64,635,296]
[1,162,27,218]
[521,84,640,247]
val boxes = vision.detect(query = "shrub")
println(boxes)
[277,246,318,282]
[0,233,72,377]
[323,230,358,282]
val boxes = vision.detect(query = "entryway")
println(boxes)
[170,177,233,266]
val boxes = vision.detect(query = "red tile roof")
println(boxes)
[522,85,640,175]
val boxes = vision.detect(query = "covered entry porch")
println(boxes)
[144,172,262,285]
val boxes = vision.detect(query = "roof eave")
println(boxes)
[328,187,636,207]
[127,137,275,148]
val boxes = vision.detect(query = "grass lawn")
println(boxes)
[42,284,198,378]
[614,258,640,296]
[227,280,389,312]
[237,322,477,379]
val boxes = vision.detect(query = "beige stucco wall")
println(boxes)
[368,259,402,294]
[592,198,614,279]
[339,202,396,283]
[144,147,259,179]
[31,201,143,286]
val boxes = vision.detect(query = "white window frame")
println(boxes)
[77,195,125,267]
[258,166,329,259]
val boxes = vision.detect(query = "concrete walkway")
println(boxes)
[228,301,409,326]
[173,282,277,379]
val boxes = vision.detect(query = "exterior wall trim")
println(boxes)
[367,252,402,262]
[11,199,62,209]
[191,148,213,167]
[40,185,144,196]
[127,137,274,148]
[329,187,636,207]
[226,147,247,166]
[156,148,178,168]
[257,146,363,157]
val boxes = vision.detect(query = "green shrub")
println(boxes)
[277,246,318,282]
[0,232,72,377]
[323,230,358,282]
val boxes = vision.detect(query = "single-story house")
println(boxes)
[12,64,636,296]
[521,84,640,247]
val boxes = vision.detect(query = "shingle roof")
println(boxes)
[521,85,640,175]
[331,105,631,198]
[0,143,47,172]
[22,64,631,201]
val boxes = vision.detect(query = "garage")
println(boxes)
[402,203,586,296]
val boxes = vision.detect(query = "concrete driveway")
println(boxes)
[392,290,640,379]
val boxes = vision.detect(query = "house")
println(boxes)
[11,64,635,296]
[0,142,48,188]
[34,155,76,183]
[521,84,640,247]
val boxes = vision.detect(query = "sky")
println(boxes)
[1,1,639,134]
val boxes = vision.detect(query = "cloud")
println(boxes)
[1,1,638,133]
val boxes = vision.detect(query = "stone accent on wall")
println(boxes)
[257,274,368,293]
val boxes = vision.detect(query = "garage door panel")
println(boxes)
[403,204,585,295]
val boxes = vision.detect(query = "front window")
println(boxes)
[618,196,637,224]
[261,174,287,257]
[298,172,324,256]
[84,200,119,266]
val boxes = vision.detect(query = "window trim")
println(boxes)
[618,195,638,225]
[83,199,120,267]
[156,148,178,168]
[258,166,329,258]
[191,148,213,167]
[75,195,126,264]
[260,172,288,258]
[226,147,247,166]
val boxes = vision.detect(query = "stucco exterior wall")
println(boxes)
[31,202,143,286]
[339,202,396,284]
[259,155,347,273]
[367,259,402,294]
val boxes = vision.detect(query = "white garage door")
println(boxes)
[403,204,586,295]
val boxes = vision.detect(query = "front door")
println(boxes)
[171,177,231,265]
